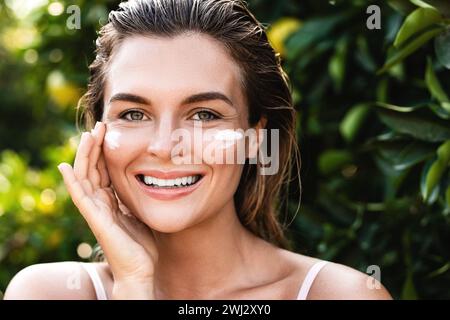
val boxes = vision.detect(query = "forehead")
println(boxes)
[105,33,244,104]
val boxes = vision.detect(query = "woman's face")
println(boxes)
[101,34,257,232]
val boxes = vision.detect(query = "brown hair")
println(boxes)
[77,0,301,250]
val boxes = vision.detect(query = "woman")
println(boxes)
[5,0,391,300]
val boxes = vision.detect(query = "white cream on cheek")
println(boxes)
[212,129,244,149]
[104,130,122,150]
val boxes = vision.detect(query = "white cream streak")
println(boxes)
[104,130,121,150]
[213,129,244,149]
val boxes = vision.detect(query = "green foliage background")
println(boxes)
[0,0,449,299]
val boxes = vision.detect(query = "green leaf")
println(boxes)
[437,140,450,163]
[375,101,428,112]
[401,271,419,300]
[388,0,417,15]
[425,57,450,103]
[378,25,445,74]
[412,0,450,15]
[394,7,442,48]
[285,13,349,60]
[429,103,450,119]
[424,158,447,199]
[434,28,450,69]
[420,158,442,203]
[376,108,450,142]
[329,36,348,91]
[318,150,353,176]
[409,0,437,9]
[375,140,435,171]
[446,184,450,208]
[340,104,371,143]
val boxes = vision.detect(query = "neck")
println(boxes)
[152,201,271,299]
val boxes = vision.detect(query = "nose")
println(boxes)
[146,115,176,161]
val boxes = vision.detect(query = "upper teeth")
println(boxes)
[142,175,200,187]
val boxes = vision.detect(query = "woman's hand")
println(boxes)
[57,121,158,299]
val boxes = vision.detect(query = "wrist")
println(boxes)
[112,278,155,300]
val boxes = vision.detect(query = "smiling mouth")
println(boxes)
[136,174,204,189]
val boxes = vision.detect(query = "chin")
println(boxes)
[136,208,197,234]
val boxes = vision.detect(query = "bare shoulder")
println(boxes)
[279,250,392,300]
[4,261,112,300]
[307,260,392,300]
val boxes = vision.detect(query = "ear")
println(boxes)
[247,116,267,159]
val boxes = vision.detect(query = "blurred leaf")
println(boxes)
[394,7,442,48]
[378,24,445,74]
[375,101,427,112]
[329,36,348,91]
[285,12,349,60]
[429,103,450,119]
[388,0,417,15]
[427,262,450,278]
[437,140,450,162]
[446,183,450,208]
[267,17,302,57]
[424,158,447,200]
[411,0,450,15]
[374,139,434,171]
[340,103,371,143]
[434,28,450,69]
[376,108,450,142]
[425,57,450,106]
[410,0,438,9]
[420,157,442,203]
[318,150,353,175]
[401,271,419,299]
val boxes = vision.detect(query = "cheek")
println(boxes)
[199,129,246,165]
[104,130,122,151]
[103,128,144,164]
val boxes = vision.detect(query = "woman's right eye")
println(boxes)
[120,110,148,121]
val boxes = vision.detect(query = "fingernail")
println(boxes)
[92,121,102,135]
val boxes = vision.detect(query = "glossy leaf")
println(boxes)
[374,140,434,171]
[425,57,450,103]
[376,108,450,142]
[394,7,442,48]
[378,25,445,74]
[434,28,450,69]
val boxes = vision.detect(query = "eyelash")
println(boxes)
[119,109,221,122]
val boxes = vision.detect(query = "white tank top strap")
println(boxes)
[79,262,108,300]
[296,260,329,300]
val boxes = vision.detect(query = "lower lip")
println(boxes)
[135,175,204,201]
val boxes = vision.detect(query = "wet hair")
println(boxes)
[78,0,301,251]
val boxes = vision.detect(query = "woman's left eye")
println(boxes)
[120,110,148,121]
[191,110,220,122]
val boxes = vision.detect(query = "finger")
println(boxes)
[88,122,104,188]
[73,132,95,181]
[57,162,97,217]
[97,152,111,188]
[58,163,116,243]
[59,163,152,279]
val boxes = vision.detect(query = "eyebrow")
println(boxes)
[108,91,235,108]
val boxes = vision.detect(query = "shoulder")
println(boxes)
[306,260,392,300]
[3,261,112,300]
[279,250,392,300]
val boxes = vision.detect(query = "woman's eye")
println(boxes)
[121,110,147,121]
[192,110,219,122]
